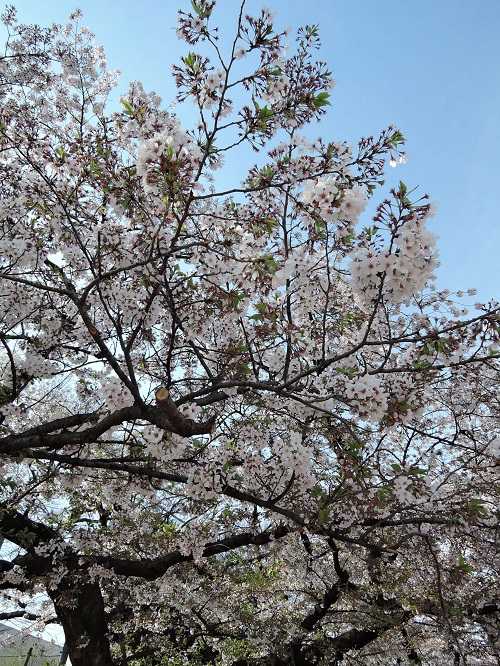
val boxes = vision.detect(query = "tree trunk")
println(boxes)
[49,580,115,666]
[59,643,70,665]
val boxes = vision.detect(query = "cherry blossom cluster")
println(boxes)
[273,432,313,480]
[349,209,439,305]
[0,3,499,665]
[136,127,203,197]
[101,375,134,410]
[302,178,368,232]
[343,373,388,422]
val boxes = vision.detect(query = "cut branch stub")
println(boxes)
[153,387,216,437]
[155,387,171,404]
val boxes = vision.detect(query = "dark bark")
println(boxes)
[230,626,384,666]
[329,628,380,663]
[1,504,114,664]
[48,579,115,666]
[401,626,421,664]
[300,583,342,631]
[2,518,292,583]
[0,399,216,456]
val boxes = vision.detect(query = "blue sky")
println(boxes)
[3,0,500,301]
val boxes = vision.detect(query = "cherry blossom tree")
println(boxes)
[0,2,499,664]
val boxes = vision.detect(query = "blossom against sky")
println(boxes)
[2,3,498,656]
[3,0,500,301]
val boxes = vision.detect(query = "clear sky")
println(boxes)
[2,0,500,302]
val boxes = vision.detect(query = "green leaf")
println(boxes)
[458,554,474,573]
[183,51,196,67]
[377,486,392,500]
[412,354,432,370]
[313,91,331,109]
[259,165,274,181]
[306,24,319,39]
[389,131,405,147]
[258,105,274,120]
[362,225,379,240]
[121,98,134,115]
[469,498,489,516]
[335,365,356,379]
[391,463,403,474]
[228,291,247,308]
